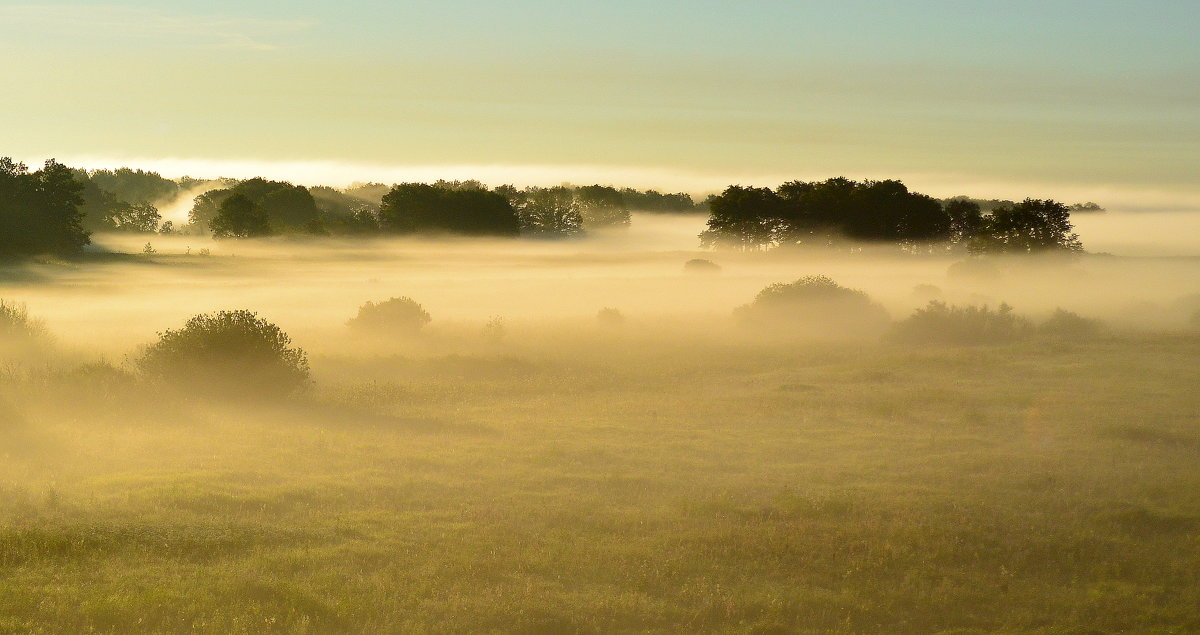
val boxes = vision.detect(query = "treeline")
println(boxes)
[0,157,713,256]
[700,178,1084,254]
[1,157,1097,258]
[0,159,90,258]
[188,180,706,239]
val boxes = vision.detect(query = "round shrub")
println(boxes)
[597,307,625,326]
[735,275,890,339]
[137,310,310,398]
[347,297,431,335]
[684,258,721,274]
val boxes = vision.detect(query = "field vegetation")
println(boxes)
[0,211,1198,632]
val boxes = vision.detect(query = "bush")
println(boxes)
[137,310,309,398]
[891,301,1031,345]
[597,307,625,326]
[684,258,721,274]
[1040,308,1101,340]
[347,297,431,335]
[735,275,890,339]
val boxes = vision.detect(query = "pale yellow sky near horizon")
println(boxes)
[4,2,1198,210]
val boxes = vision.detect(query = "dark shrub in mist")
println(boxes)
[597,307,625,326]
[137,310,310,398]
[0,300,45,341]
[736,275,890,338]
[1040,308,1101,340]
[348,297,431,335]
[891,301,1031,345]
[684,258,721,273]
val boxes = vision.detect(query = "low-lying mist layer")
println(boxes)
[1,213,1196,358]
[1,213,1198,632]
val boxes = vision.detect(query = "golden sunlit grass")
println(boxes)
[1,330,1197,633]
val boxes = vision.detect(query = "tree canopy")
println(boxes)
[967,199,1083,254]
[211,194,271,239]
[379,183,519,236]
[88,168,179,206]
[576,185,630,229]
[511,186,585,238]
[189,178,320,236]
[701,177,1083,253]
[0,158,89,258]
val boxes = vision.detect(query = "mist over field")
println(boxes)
[4,211,1198,357]
[3,196,1200,631]
[4,0,1199,631]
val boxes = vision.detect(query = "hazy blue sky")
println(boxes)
[2,1,1197,204]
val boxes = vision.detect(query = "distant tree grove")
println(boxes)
[699,177,1084,253]
[0,157,1093,256]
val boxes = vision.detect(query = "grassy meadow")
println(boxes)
[1,218,1199,633]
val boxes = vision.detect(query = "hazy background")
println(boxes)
[3,1,1198,208]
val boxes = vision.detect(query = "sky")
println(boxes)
[2,1,1197,207]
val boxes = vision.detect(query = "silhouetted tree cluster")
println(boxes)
[619,188,701,213]
[576,185,630,229]
[965,199,1083,254]
[190,178,321,236]
[379,183,519,236]
[701,177,1084,253]
[309,186,381,234]
[70,168,186,234]
[0,158,89,257]
[498,186,584,237]
[210,194,271,239]
[2,160,1098,250]
[88,168,179,206]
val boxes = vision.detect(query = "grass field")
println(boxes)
[2,325,1198,633]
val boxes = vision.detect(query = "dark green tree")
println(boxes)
[619,188,697,212]
[106,202,162,233]
[517,186,584,237]
[969,199,1082,253]
[944,198,984,244]
[190,178,319,235]
[378,183,519,236]
[576,185,630,229]
[188,188,234,233]
[211,194,271,239]
[0,158,89,257]
[699,185,782,250]
[88,168,179,206]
